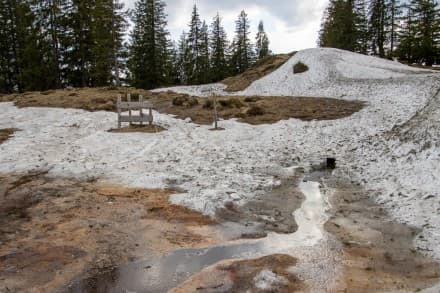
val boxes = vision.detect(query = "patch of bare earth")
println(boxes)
[0,172,219,292]
[0,129,17,145]
[325,178,440,292]
[170,254,303,293]
[222,53,295,92]
[1,88,365,125]
[108,124,166,133]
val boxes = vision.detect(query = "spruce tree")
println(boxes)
[128,0,170,89]
[318,0,357,52]
[255,21,270,59]
[230,10,255,74]
[176,31,188,84]
[198,21,210,84]
[185,5,203,84]
[410,0,439,65]
[369,0,389,57]
[354,0,370,54]
[209,13,229,82]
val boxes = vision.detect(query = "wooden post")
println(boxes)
[117,94,122,129]
[139,95,144,126]
[149,107,153,126]
[213,93,218,129]
[127,93,132,126]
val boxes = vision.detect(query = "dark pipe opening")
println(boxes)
[326,158,336,169]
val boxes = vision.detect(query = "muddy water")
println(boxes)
[63,175,327,293]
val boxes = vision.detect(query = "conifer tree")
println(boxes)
[410,0,439,65]
[230,10,255,74]
[209,13,229,82]
[184,5,203,84]
[90,0,126,86]
[319,0,357,52]
[198,21,210,84]
[354,0,370,54]
[128,0,170,89]
[255,21,270,59]
[176,31,189,84]
[369,0,389,57]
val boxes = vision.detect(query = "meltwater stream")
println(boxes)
[64,179,328,293]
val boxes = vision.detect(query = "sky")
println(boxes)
[122,0,329,54]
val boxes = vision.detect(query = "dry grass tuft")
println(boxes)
[293,62,309,74]
[0,128,18,145]
[222,53,295,92]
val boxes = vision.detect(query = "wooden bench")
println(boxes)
[117,94,153,128]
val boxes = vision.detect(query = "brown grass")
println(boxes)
[222,53,295,92]
[108,124,166,133]
[0,128,17,144]
[0,87,152,112]
[293,62,309,74]
[1,88,365,126]
[0,172,219,291]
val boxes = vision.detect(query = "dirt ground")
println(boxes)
[108,124,166,133]
[222,53,294,92]
[0,88,365,126]
[0,129,17,145]
[325,177,440,292]
[170,254,303,293]
[216,173,304,239]
[0,172,221,292]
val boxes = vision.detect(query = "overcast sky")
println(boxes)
[122,0,329,54]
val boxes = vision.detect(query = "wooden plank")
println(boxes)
[117,102,153,110]
[139,95,144,126]
[117,95,122,128]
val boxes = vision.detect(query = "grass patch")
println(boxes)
[1,88,365,126]
[0,128,18,144]
[222,52,295,92]
[293,62,309,74]
[172,95,198,107]
[108,124,166,133]
[246,105,265,116]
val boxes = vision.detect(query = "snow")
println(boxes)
[254,269,288,290]
[0,48,439,261]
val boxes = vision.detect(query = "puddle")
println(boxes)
[62,174,328,293]
[261,180,328,252]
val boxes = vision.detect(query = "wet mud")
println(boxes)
[216,173,304,239]
[0,172,220,292]
[171,254,303,293]
[325,177,440,292]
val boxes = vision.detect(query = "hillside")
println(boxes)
[1,48,440,292]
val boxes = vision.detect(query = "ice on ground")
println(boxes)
[0,48,439,260]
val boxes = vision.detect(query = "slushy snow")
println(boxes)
[0,48,439,261]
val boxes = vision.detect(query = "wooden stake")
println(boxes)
[213,93,218,129]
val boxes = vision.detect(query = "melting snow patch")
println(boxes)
[254,269,288,290]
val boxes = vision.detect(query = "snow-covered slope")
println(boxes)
[1,48,439,260]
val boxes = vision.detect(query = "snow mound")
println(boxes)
[241,48,434,97]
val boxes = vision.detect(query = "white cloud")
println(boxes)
[121,0,328,53]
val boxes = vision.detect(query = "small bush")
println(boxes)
[106,85,119,91]
[172,96,198,107]
[293,62,309,74]
[203,99,214,109]
[218,98,245,109]
[244,96,261,103]
[247,105,265,116]
[130,92,140,100]
[40,90,56,95]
